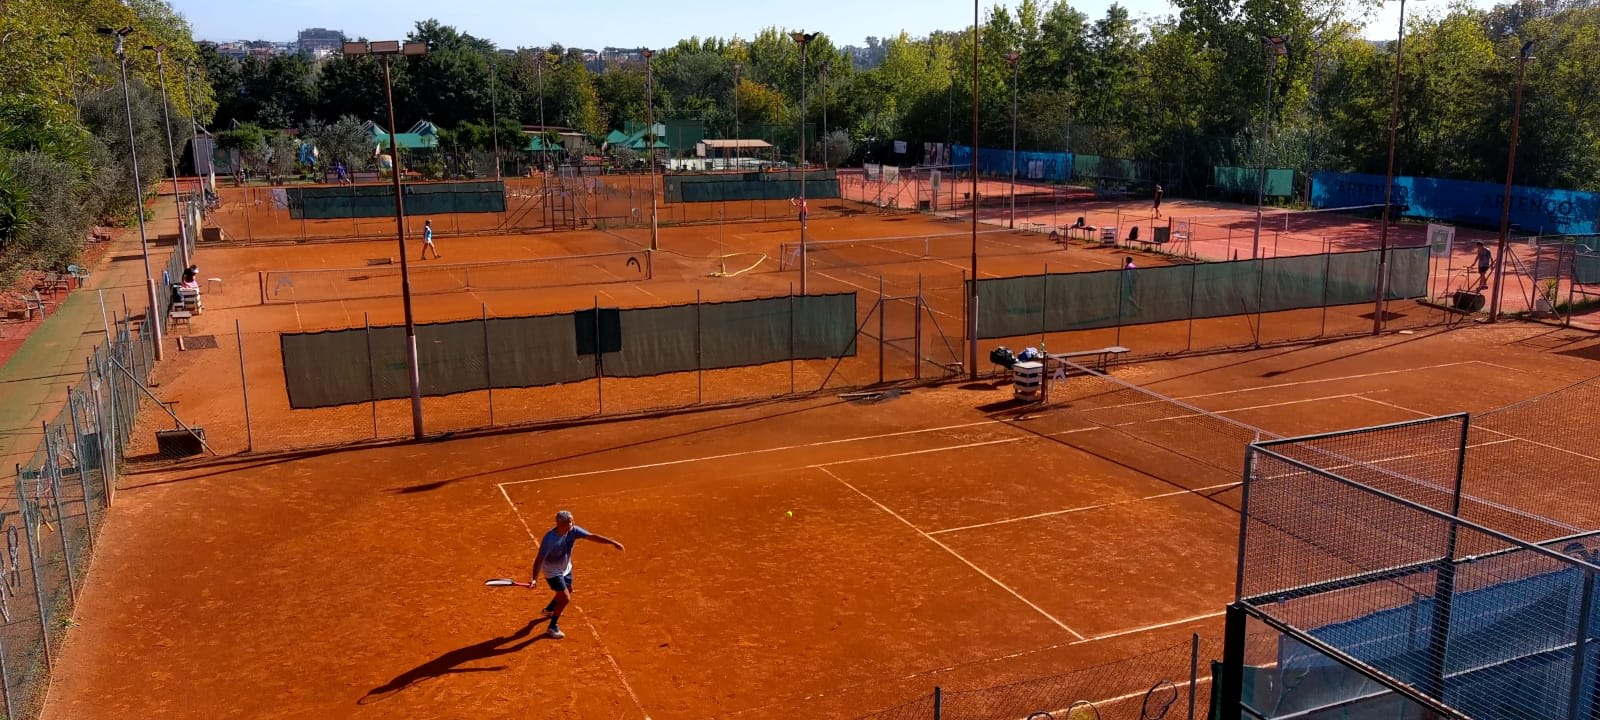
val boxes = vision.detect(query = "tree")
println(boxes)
[817,130,854,167]
[311,115,372,172]
[314,52,391,126]
[265,131,299,182]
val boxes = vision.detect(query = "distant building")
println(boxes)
[297,28,345,57]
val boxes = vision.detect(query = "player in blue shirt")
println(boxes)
[420,220,439,260]
[532,510,624,639]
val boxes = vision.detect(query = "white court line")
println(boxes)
[1360,394,1600,465]
[1170,361,1517,400]
[499,392,1360,491]
[498,486,652,720]
[1085,610,1227,642]
[497,418,1006,488]
[820,466,1087,641]
[928,482,1243,535]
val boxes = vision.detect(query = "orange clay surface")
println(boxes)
[41,323,1600,719]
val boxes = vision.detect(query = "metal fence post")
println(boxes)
[43,425,76,601]
[932,686,942,720]
[482,304,494,427]
[1187,263,1199,352]
[16,466,51,671]
[235,319,254,452]
[594,296,604,415]
[915,273,925,380]
[0,632,14,720]
[789,284,796,395]
[66,388,94,551]
[695,289,704,404]
[88,353,114,506]
[877,275,886,384]
[365,314,377,439]
[1321,248,1333,338]
[1565,568,1594,720]
[1188,632,1200,720]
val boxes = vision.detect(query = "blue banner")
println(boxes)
[950,144,1072,183]
[1312,171,1599,235]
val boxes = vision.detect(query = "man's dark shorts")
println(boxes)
[546,572,574,592]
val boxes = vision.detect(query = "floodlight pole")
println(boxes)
[1374,0,1408,333]
[147,44,188,270]
[1006,50,1020,229]
[182,63,202,195]
[347,40,428,441]
[643,48,658,251]
[733,63,742,169]
[791,32,816,294]
[105,28,164,361]
[490,51,501,180]
[1252,37,1287,262]
[969,0,980,380]
[820,60,830,169]
[1490,42,1534,324]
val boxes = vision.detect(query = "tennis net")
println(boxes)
[1177,204,1390,234]
[260,250,652,304]
[1044,358,1576,538]
[778,229,1021,271]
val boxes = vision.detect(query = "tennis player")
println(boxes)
[532,510,624,639]
[420,220,439,260]
[1473,242,1494,290]
[791,196,809,229]
[1152,183,1164,218]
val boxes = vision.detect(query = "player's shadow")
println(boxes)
[357,619,550,705]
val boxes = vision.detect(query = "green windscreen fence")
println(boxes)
[1073,155,1143,182]
[664,170,840,203]
[281,292,857,408]
[975,246,1429,339]
[1577,251,1600,285]
[286,180,507,219]
[1212,166,1295,197]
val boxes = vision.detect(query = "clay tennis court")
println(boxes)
[40,322,1600,720]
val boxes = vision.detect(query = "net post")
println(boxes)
[236,319,253,452]
[482,304,494,427]
[258,271,266,305]
[1040,263,1049,348]
[932,686,942,720]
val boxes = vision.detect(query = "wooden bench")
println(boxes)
[1047,346,1131,374]
[1066,226,1096,242]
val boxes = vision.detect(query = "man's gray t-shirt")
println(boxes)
[539,526,590,578]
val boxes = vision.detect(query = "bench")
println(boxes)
[1047,346,1131,374]
[1066,226,1096,242]
[168,309,193,328]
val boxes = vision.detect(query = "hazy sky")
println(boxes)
[172,0,1500,48]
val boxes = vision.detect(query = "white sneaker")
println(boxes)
[548,627,565,639]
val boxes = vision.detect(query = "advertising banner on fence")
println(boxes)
[950,145,1072,182]
[1427,223,1456,256]
[1312,172,1599,236]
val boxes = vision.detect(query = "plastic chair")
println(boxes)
[66,264,89,287]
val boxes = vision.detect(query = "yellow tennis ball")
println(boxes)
[786,511,793,518]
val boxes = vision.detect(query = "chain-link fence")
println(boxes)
[1228,415,1600,720]
[1,317,171,719]
[856,637,1219,720]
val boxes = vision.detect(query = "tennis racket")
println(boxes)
[484,578,536,588]
[1139,680,1179,720]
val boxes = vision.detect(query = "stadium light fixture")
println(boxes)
[343,39,430,440]
[98,25,165,361]
[791,32,819,294]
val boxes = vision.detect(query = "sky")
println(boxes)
[171,0,1502,49]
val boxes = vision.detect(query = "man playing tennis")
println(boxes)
[532,510,624,639]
